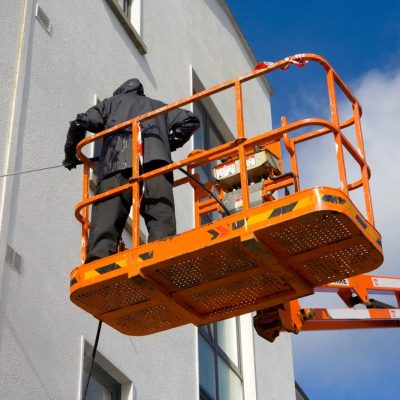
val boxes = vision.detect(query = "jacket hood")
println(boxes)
[113,78,144,96]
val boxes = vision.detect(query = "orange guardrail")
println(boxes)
[75,53,375,263]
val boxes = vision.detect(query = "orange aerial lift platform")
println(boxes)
[70,54,384,336]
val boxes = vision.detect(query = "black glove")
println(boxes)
[63,154,82,170]
[168,126,188,152]
[168,116,200,151]
[63,118,87,170]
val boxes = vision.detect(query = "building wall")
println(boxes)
[0,1,294,399]
[254,333,296,399]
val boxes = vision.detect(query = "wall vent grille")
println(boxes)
[35,4,52,33]
[6,245,22,273]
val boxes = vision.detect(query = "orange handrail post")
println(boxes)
[353,103,375,224]
[282,116,300,192]
[80,160,90,264]
[131,121,141,248]
[235,80,250,211]
[326,68,348,195]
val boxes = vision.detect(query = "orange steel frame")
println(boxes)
[71,54,383,334]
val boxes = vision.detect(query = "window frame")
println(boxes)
[83,359,122,400]
[199,319,244,400]
[81,338,133,400]
[105,0,146,55]
[117,0,132,19]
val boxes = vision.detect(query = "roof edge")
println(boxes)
[218,0,274,96]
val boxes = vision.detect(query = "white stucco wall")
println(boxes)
[253,333,297,400]
[0,1,294,399]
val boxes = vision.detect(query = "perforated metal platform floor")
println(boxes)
[70,186,383,336]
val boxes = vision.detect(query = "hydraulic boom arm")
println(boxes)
[254,274,400,342]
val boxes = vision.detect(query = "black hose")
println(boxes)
[78,168,230,400]
[78,170,225,400]
[178,167,231,216]
[269,172,298,192]
[82,320,103,400]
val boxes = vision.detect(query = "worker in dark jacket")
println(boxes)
[63,78,199,262]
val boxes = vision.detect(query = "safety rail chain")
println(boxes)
[75,53,374,264]
[277,275,400,333]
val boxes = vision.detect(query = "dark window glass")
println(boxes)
[193,101,226,224]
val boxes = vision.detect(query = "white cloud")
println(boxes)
[286,68,400,276]
[292,68,400,398]
[355,68,400,276]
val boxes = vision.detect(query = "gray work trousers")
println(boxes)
[86,163,176,262]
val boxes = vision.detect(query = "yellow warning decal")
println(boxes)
[116,259,128,268]
[247,195,314,227]
[83,260,127,281]
[342,201,381,244]
[84,270,100,280]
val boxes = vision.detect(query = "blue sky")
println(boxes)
[226,1,400,399]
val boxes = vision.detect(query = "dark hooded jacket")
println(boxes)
[77,79,199,180]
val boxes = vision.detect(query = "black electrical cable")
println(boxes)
[0,163,65,178]
[269,172,298,192]
[82,320,103,400]
[178,167,232,216]
[178,168,296,218]
[0,158,99,179]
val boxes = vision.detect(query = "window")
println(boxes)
[116,0,141,33]
[82,358,121,400]
[199,319,244,400]
[193,101,226,167]
[106,0,146,54]
[81,339,134,400]
[193,100,226,223]
[116,0,131,18]
[194,101,244,400]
